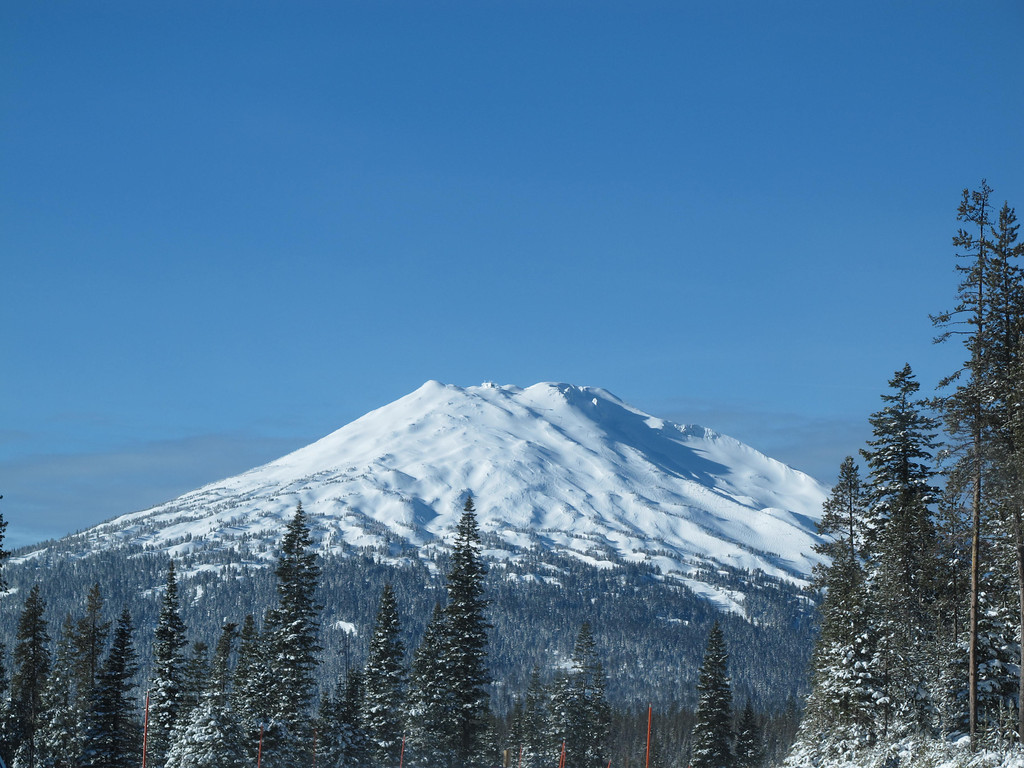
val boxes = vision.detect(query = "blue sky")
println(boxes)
[2,2,1022,548]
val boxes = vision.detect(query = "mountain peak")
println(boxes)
[23,382,828,603]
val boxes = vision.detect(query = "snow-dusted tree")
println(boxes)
[336,668,369,767]
[149,560,188,767]
[81,608,140,768]
[690,622,734,768]
[443,495,492,767]
[11,584,51,768]
[0,641,16,767]
[405,603,456,767]
[802,458,878,750]
[179,641,211,724]
[520,667,551,768]
[860,364,940,736]
[269,503,322,735]
[35,615,81,768]
[210,622,238,699]
[72,584,110,735]
[0,504,8,590]
[232,614,273,751]
[734,701,764,768]
[362,583,406,768]
[162,693,245,768]
[549,623,610,768]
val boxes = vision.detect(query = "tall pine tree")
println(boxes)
[362,583,407,768]
[443,495,492,767]
[148,560,188,768]
[11,584,51,768]
[690,622,734,768]
[81,608,140,768]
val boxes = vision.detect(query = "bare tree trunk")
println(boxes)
[969,452,981,749]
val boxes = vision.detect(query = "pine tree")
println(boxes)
[72,584,110,734]
[35,615,81,768]
[520,667,550,768]
[148,560,188,767]
[690,622,734,768]
[81,608,140,768]
[932,180,998,744]
[550,623,610,768]
[210,622,238,700]
[443,495,492,767]
[803,458,877,748]
[336,668,368,767]
[860,364,940,736]
[0,640,16,767]
[269,503,322,736]
[11,584,51,768]
[0,503,9,592]
[405,602,456,767]
[179,641,211,722]
[232,614,273,747]
[362,583,406,768]
[162,693,245,768]
[734,701,764,768]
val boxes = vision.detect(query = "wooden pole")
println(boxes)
[257,726,264,768]
[645,704,652,768]
[399,737,406,768]
[141,690,150,768]
[559,741,566,768]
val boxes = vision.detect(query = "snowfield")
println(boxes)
[16,381,829,604]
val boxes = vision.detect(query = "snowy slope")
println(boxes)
[26,382,828,598]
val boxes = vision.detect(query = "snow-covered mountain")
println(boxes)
[32,382,827,603]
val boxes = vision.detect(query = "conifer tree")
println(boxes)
[210,622,238,700]
[148,560,188,767]
[803,458,877,747]
[734,701,764,768]
[690,622,734,768]
[72,584,110,733]
[520,667,550,768]
[0,641,15,767]
[0,503,9,592]
[232,614,273,747]
[405,602,456,767]
[932,180,999,744]
[269,503,322,736]
[443,495,492,767]
[179,641,211,723]
[162,691,245,768]
[550,622,610,768]
[82,608,140,768]
[11,584,51,768]
[861,365,940,735]
[362,583,406,768]
[336,668,368,767]
[35,615,81,768]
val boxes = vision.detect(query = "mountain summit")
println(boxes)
[66,381,827,597]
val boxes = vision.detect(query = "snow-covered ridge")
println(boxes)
[22,382,829,596]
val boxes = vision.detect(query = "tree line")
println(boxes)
[795,181,1024,760]
[0,492,780,768]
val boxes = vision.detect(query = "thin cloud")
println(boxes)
[0,432,305,549]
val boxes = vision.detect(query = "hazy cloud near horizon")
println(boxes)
[1,432,304,549]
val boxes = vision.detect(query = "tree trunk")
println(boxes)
[969,453,981,748]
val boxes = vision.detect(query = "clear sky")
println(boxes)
[2,2,1022,549]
